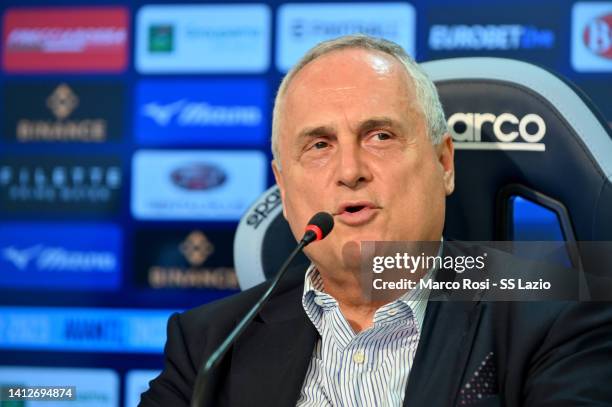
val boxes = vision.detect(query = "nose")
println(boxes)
[335,141,372,189]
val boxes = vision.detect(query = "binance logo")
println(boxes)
[46,84,79,120]
[16,83,107,142]
[147,230,238,290]
[179,231,214,267]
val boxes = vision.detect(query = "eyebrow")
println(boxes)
[298,125,336,142]
[295,116,403,145]
[357,117,400,134]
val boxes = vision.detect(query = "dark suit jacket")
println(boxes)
[140,245,612,407]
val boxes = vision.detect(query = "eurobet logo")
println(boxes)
[429,25,554,50]
[572,2,612,71]
[448,112,546,152]
[2,7,129,73]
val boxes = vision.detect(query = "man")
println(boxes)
[141,35,612,406]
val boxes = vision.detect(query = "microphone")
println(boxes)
[302,211,334,245]
[191,212,334,407]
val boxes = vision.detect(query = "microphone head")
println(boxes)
[308,212,334,238]
[303,212,334,245]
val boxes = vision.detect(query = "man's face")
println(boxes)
[273,48,454,271]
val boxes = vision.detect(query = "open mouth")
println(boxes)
[335,202,379,226]
[345,205,366,214]
[336,201,377,216]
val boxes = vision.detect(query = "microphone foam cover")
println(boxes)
[307,212,334,239]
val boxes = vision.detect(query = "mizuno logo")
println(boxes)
[1,244,116,272]
[142,100,261,127]
[2,245,42,270]
[142,100,186,126]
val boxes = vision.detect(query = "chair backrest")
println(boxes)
[234,57,612,290]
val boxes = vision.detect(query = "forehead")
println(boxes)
[291,47,411,90]
[280,48,418,129]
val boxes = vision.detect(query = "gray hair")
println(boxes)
[271,34,448,166]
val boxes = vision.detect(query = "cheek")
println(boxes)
[284,165,333,208]
[282,199,305,243]
[381,154,426,194]
[281,176,319,234]
[383,153,445,216]
[283,190,303,223]
[300,152,332,170]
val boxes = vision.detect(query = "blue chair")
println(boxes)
[234,57,612,290]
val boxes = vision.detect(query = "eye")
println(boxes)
[312,141,329,149]
[373,132,391,141]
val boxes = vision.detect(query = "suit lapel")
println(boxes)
[227,280,318,407]
[403,241,516,406]
[403,298,483,407]
[403,242,487,407]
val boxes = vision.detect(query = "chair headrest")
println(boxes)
[425,58,612,241]
[233,186,309,289]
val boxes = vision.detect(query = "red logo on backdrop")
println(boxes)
[2,7,129,73]
[583,13,612,59]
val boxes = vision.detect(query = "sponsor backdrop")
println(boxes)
[0,0,610,406]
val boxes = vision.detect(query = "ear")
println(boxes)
[436,133,455,196]
[271,159,288,219]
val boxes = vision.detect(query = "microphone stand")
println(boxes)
[190,237,310,407]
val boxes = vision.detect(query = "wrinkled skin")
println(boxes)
[273,48,455,303]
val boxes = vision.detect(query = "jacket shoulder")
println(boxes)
[178,264,306,352]
[139,266,307,407]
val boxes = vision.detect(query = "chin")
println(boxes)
[333,226,379,241]
[335,238,385,261]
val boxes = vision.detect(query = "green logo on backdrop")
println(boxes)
[149,25,174,53]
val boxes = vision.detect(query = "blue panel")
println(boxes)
[0,307,176,353]
[511,195,565,241]
[0,222,122,291]
[510,195,572,268]
[134,80,268,147]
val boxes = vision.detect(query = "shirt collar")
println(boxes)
[301,239,443,333]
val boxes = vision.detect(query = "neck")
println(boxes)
[315,265,401,333]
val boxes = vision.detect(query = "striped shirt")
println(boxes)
[297,264,432,407]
